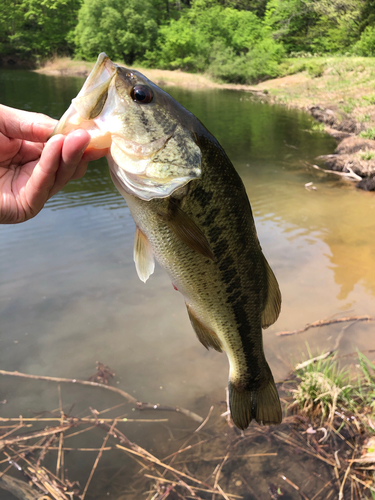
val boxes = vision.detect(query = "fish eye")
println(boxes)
[131,85,153,104]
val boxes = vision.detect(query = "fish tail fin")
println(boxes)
[229,377,282,430]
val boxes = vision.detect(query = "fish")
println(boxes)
[54,53,282,429]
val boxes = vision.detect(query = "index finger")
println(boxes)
[0,104,57,143]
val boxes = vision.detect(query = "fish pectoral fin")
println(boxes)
[160,201,214,260]
[261,256,282,329]
[186,304,222,353]
[134,227,155,283]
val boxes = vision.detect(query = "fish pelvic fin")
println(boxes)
[134,227,155,283]
[261,256,282,329]
[186,304,223,352]
[229,377,282,430]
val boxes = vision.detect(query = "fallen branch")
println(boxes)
[276,315,374,337]
[304,161,363,181]
[0,425,73,450]
[0,369,203,423]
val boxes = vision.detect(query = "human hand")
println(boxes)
[0,104,108,224]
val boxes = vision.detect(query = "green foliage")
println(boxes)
[311,122,326,132]
[359,151,375,160]
[216,0,268,17]
[74,0,160,64]
[352,352,375,414]
[353,25,375,56]
[293,349,375,421]
[3,0,375,82]
[265,0,364,54]
[340,97,357,113]
[306,61,325,78]
[359,127,375,140]
[146,1,285,83]
[293,352,351,419]
[359,114,371,123]
[362,94,375,105]
[0,0,82,59]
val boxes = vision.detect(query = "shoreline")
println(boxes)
[35,57,375,191]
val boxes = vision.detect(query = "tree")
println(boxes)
[0,0,82,59]
[74,0,160,64]
[146,0,285,83]
[265,0,364,53]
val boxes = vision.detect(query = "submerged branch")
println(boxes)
[0,370,203,423]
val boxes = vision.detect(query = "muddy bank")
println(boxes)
[307,106,375,190]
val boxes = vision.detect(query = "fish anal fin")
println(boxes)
[261,257,282,329]
[160,201,214,261]
[134,227,155,283]
[186,304,222,353]
[229,377,282,430]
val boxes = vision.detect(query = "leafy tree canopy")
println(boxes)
[74,0,165,64]
[1,0,81,59]
[145,0,284,83]
[265,0,364,53]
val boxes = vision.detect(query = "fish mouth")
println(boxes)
[53,53,118,143]
[54,52,202,201]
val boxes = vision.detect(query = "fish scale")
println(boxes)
[55,53,282,429]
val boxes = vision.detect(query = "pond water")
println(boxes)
[0,69,374,499]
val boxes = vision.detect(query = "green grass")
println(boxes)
[362,94,375,105]
[359,114,371,122]
[340,97,358,113]
[359,127,375,140]
[292,348,375,422]
[359,151,375,160]
[354,351,375,412]
[293,350,351,420]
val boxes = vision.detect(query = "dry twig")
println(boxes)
[276,315,374,337]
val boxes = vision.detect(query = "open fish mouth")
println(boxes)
[54,53,117,146]
[54,53,202,201]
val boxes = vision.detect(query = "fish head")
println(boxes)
[54,53,202,200]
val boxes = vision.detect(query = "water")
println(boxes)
[0,69,374,498]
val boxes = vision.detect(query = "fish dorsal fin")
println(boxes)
[160,200,214,260]
[134,227,155,283]
[261,257,281,329]
[186,304,222,352]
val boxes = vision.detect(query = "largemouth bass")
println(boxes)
[55,53,282,429]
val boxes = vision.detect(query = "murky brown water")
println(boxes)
[0,69,374,499]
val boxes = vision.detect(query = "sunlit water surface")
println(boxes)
[0,69,374,498]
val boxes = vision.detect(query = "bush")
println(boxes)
[146,1,285,84]
[306,61,325,78]
[353,26,375,57]
[208,39,284,83]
